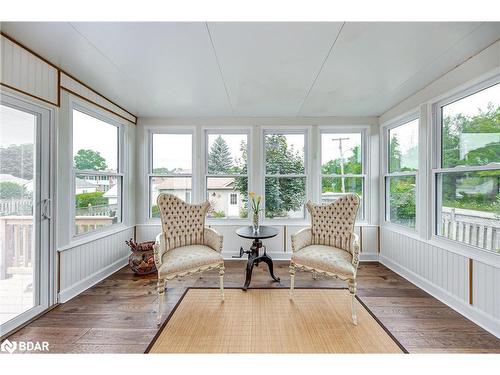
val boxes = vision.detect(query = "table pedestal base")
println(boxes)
[234,238,280,291]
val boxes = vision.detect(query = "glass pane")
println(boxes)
[265,133,305,174]
[389,119,419,172]
[264,177,306,219]
[207,134,247,175]
[321,177,364,220]
[150,176,192,218]
[0,104,36,324]
[441,83,500,168]
[152,134,192,174]
[321,133,362,174]
[207,177,248,219]
[73,109,119,173]
[437,170,499,252]
[386,176,416,228]
[75,175,121,235]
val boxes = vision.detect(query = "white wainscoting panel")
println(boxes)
[380,227,500,338]
[473,260,500,321]
[1,34,59,105]
[58,227,134,302]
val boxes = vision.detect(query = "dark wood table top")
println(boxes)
[235,226,279,240]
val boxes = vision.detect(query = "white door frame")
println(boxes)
[0,92,55,338]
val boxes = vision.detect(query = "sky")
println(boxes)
[0,104,35,147]
[389,119,419,155]
[153,133,192,171]
[443,82,499,118]
[73,109,118,171]
[321,133,361,165]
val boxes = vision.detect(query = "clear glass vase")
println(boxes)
[252,212,259,233]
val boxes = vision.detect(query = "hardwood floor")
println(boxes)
[5,261,500,353]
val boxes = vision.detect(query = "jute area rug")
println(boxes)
[147,288,406,353]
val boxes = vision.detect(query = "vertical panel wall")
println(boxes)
[0,34,59,105]
[379,40,500,338]
[59,227,134,302]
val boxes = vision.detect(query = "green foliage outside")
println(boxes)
[263,135,305,218]
[0,144,34,180]
[207,134,306,218]
[75,191,107,208]
[0,181,25,199]
[440,103,499,214]
[74,149,108,171]
[321,145,363,196]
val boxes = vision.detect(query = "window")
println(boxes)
[72,108,122,236]
[321,132,364,220]
[205,132,248,219]
[150,132,192,217]
[385,119,419,228]
[435,81,500,253]
[264,131,306,219]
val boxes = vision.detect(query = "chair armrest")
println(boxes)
[153,233,166,268]
[291,228,312,252]
[350,232,360,268]
[204,227,223,252]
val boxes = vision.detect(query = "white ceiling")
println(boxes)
[1,22,499,118]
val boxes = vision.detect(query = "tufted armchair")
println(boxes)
[153,193,225,325]
[289,194,361,324]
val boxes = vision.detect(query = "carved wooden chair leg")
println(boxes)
[348,279,357,325]
[219,265,225,301]
[289,264,295,300]
[157,278,166,326]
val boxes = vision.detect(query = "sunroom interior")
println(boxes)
[0,21,499,354]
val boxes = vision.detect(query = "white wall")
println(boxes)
[378,40,500,338]
[135,116,380,261]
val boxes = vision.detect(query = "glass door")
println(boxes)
[0,94,52,337]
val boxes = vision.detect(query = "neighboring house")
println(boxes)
[75,177,98,194]
[153,177,242,217]
[83,174,115,192]
[103,184,118,204]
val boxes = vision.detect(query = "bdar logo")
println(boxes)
[1,339,17,354]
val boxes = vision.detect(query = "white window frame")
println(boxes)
[203,129,251,221]
[431,75,500,254]
[70,102,124,239]
[262,128,309,222]
[319,128,368,223]
[382,115,420,231]
[148,129,195,218]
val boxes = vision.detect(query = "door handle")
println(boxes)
[41,198,51,220]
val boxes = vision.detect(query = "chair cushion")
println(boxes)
[291,245,355,279]
[158,245,223,277]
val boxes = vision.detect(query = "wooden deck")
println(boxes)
[5,261,500,353]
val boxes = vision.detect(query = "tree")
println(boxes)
[0,143,34,180]
[321,145,362,195]
[0,182,24,199]
[74,149,108,171]
[208,136,233,174]
[262,135,305,218]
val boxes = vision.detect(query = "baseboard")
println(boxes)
[58,255,129,303]
[379,254,500,339]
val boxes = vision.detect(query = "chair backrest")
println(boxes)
[306,194,360,252]
[157,193,210,251]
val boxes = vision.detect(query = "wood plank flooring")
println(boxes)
[5,261,500,354]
